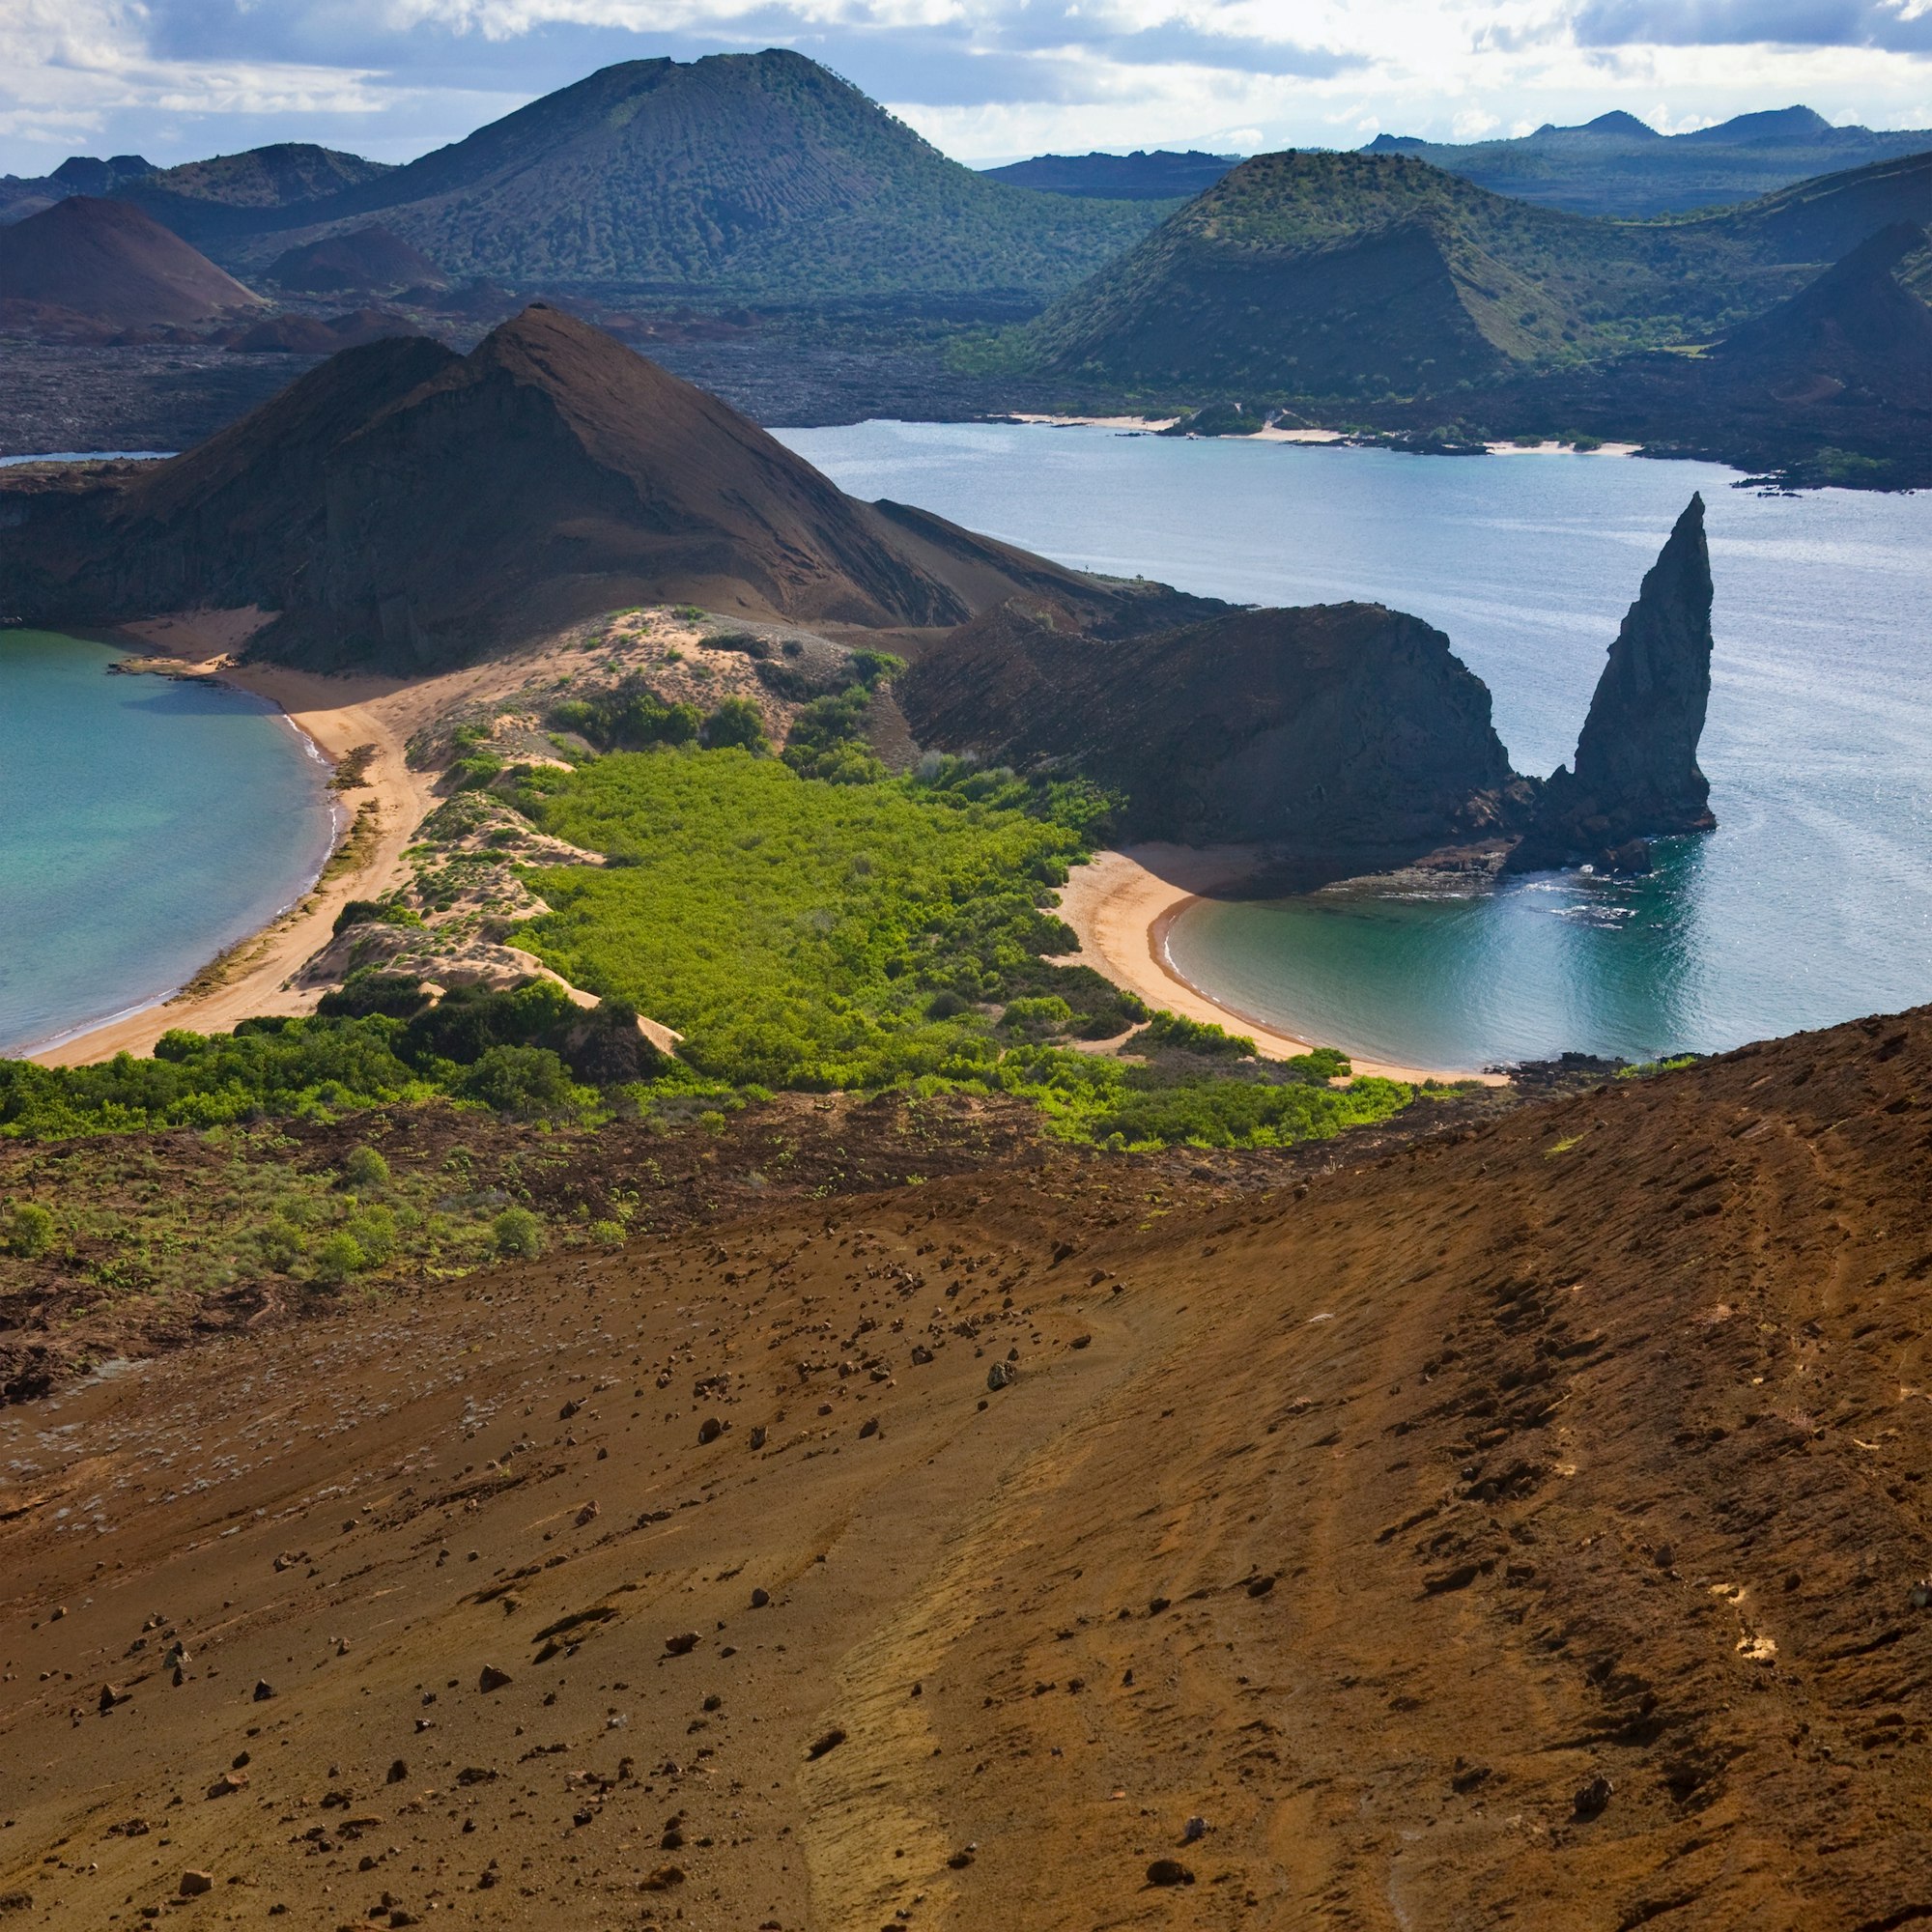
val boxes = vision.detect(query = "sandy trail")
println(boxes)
[1055,843,1500,1086]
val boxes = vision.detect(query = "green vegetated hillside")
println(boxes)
[1368,106,1932,217]
[1021,146,1932,400]
[205,51,1159,299]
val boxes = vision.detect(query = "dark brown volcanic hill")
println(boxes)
[0,195,265,327]
[0,305,1202,668]
[898,597,1518,861]
[1714,220,1932,399]
[5,1007,1932,1924]
[269,224,443,294]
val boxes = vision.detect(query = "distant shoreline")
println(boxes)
[1054,844,1507,1088]
[1007,415,1641,458]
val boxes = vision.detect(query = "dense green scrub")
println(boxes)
[522,748,1115,1089]
[0,737,1417,1155]
[519,747,1415,1147]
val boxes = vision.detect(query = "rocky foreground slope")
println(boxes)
[2,1004,1929,1927]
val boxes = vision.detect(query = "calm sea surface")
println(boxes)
[0,632,336,1056]
[781,424,1932,1067]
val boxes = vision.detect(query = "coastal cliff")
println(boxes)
[1514,493,1716,869]
[898,600,1520,868]
[899,497,1717,879]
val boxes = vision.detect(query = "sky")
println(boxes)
[9,0,1932,178]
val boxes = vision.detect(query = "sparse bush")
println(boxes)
[493,1206,545,1259]
[310,1231,366,1285]
[5,1200,54,1258]
[341,1145,390,1191]
[589,1218,626,1249]
[343,1206,397,1264]
[699,696,769,753]
[455,1045,586,1121]
[1002,995,1074,1037]
[317,970,430,1020]
[1128,1010,1261,1060]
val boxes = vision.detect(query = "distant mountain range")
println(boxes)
[1364,105,1932,216]
[8,53,1161,303]
[1024,146,1932,394]
[979,152,1237,202]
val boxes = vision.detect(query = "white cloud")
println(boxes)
[6,0,1932,174]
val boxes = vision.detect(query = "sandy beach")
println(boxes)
[1055,844,1506,1087]
[30,613,638,1067]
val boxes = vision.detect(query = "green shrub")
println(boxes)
[317,971,430,1020]
[455,1045,586,1121]
[341,1145,390,1191]
[1002,994,1074,1037]
[254,1217,304,1272]
[700,696,769,753]
[1129,1010,1261,1059]
[331,899,423,937]
[447,754,504,791]
[310,1231,366,1285]
[546,684,701,752]
[589,1218,626,1249]
[343,1206,397,1264]
[493,1206,545,1260]
[5,1200,54,1258]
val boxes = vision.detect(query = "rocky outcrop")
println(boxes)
[1512,495,1715,870]
[898,599,1520,868]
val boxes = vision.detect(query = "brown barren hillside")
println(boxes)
[0,304,1205,668]
[3,1006,1930,1926]
[0,195,265,328]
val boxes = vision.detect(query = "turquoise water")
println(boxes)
[0,632,337,1056]
[781,425,1932,1066]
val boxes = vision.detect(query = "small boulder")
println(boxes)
[1573,1773,1613,1820]
[1146,1859,1195,1887]
[476,1664,513,1693]
[697,1417,723,1445]
[179,1871,214,1897]
[664,1632,700,1657]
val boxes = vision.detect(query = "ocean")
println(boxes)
[0,632,336,1057]
[781,424,1932,1068]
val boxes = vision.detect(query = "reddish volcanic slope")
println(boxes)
[0,195,265,327]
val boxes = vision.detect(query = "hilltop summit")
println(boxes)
[175,51,1158,298]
